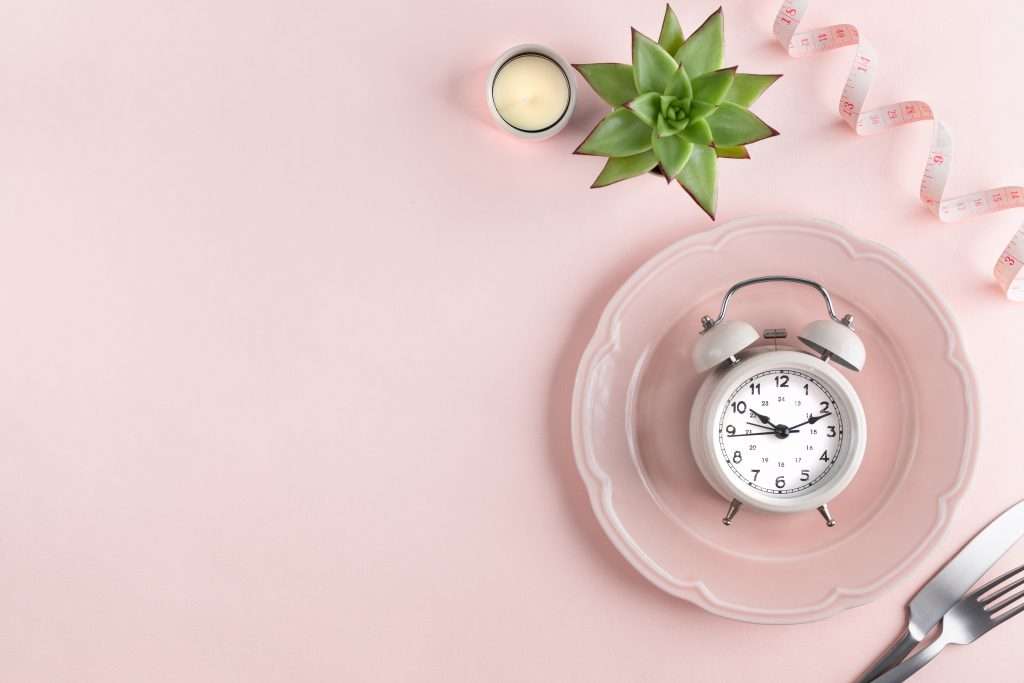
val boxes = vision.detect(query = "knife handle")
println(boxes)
[855,631,917,683]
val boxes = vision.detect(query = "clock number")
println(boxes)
[750,383,761,395]
[819,401,830,413]
[775,476,786,489]
[726,425,736,435]
[803,383,809,396]
[774,375,789,388]
[800,469,810,482]
[826,425,836,437]
[732,451,742,464]
[731,401,747,414]
[751,469,760,481]
[819,450,829,462]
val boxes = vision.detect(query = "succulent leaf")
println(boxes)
[658,4,685,55]
[687,100,717,123]
[659,95,686,120]
[656,114,688,138]
[591,151,659,187]
[715,145,750,159]
[576,108,653,156]
[680,119,712,145]
[663,63,693,106]
[652,132,694,180]
[675,8,724,78]
[632,29,678,94]
[705,102,778,146]
[723,73,781,108]
[677,144,718,219]
[691,66,737,106]
[573,63,639,107]
[624,92,661,128]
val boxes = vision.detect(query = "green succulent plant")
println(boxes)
[573,4,780,219]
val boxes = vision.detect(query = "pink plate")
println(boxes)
[571,215,978,624]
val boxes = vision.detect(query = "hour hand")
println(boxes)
[748,410,778,428]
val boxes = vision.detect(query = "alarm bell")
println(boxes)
[798,317,865,371]
[692,320,759,373]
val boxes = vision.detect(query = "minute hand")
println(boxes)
[788,412,832,430]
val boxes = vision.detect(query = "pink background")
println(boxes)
[2,0,1024,680]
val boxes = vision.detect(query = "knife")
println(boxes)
[857,499,1024,683]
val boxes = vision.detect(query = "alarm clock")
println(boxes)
[688,276,867,528]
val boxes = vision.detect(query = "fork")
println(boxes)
[871,563,1024,682]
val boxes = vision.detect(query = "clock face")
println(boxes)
[716,368,845,496]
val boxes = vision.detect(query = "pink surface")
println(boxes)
[2,1,1024,681]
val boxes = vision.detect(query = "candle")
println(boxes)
[492,54,569,131]
[486,45,576,140]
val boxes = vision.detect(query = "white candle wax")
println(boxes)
[491,54,571,132]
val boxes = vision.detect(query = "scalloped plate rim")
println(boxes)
[570,213,978,624]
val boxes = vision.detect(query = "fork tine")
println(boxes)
[971,563,1024,600]
[987,586,1024,617]
[993,601,1024,625]
[982,575,1024,606]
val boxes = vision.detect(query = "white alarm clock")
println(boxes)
[688,276,867,528]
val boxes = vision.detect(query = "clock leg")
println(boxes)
[722,499,742,526]
[817,504,837,527]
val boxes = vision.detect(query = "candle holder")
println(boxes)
[486,44,577,141]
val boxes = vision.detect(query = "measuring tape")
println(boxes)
[773,0,1024,301]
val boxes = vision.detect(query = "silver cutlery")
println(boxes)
[870,562,1024,682]
[857,499,1024,683]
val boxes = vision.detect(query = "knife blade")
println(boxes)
[857,499,1024,683]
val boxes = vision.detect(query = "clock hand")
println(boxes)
[748,410,779,428]
[726,429,801,437]
[787,412,833,431]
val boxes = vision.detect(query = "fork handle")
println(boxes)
[869,636,949,683]
[855,631,918,683]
